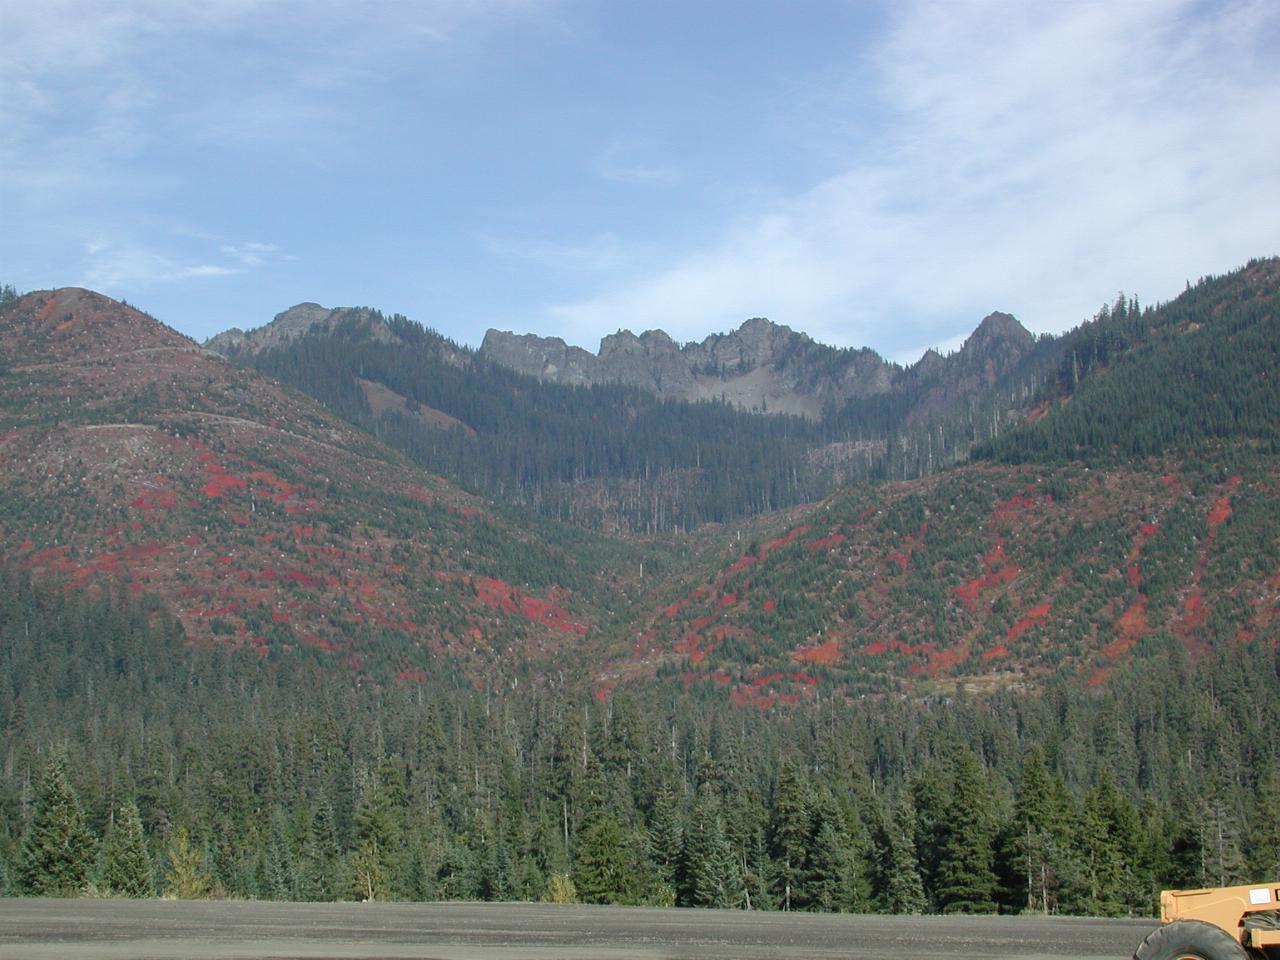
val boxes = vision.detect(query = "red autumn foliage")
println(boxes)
[1100,596,1149,661]
[474,577,588,635]
[791,639,842,665]
[1006,602,1051,642]
[130,488,177,510]
[954,537,1020,611]
[927,643,969,676]
[981,644,1009,663]
[1207,496,1232,527]
[661,598,690,620]
[762,598,777,612]
[806,531,846,553]
[760,524,811,558]
[1181,591,1208,630]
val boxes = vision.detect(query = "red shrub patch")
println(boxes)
[1181,591,1208,630]
[806,531,846,553]
[130,488,177,510]
[474,577,588,635]
[760,524,811,558]
[927,644,969,676]
[661,598,690,620]
[1207,496,1232,527]
[981,644,1009,663]
[396,670,430,684]
[791,639,842,665]
[1006,602,1051,642]
[762,598,777,612]
[1101,596,1149,661]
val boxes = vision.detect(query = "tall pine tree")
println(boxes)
[100,798,154,897]
[17,754,96,896]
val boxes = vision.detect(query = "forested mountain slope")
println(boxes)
[0,288,660,686]
[607,262,1280,702]
[210,303,1058,533]
[977,257,1280,463]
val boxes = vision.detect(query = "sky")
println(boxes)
[2,0,1277,364]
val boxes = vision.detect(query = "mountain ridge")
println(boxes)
[478,312,1038,420]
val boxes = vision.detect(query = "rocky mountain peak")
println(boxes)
[205,303,398,358]
[960,311,1034,356]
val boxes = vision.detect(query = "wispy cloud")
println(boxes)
[548,0,1280,359]
[80,235,286,290]
[481,231,637,275]
[597,134,683,187]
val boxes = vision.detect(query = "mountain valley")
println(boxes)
[1,260,1277,913]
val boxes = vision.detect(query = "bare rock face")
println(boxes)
[480,317,902,418]
[477,331,600,386]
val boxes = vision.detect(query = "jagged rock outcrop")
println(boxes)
[481,317,900,418]
[481,313,1036,421]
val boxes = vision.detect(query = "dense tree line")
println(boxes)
[2,565,1276,911]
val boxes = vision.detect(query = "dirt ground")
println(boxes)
[0,898,1151,960]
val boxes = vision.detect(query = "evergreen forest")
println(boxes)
[2,565,1277,914]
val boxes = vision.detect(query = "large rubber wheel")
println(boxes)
[1132,920,1252,960]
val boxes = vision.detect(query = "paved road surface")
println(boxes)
[0,898,1150,960]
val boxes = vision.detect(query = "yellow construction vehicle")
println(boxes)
[1133,882,1280,959]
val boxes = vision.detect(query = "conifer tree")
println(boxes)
[1077,773,1143,916]
[1248,768,1280,880]
[16,753,96,896]
[679,781,741,908]
[1002,746,1075,914]
[910,762,949,909]
[882,793,927,914]
[934,750,998,913]
[573,813,627,904]
[101,799,154,897]
[768,762,811,911]
[347,767,402,901]
[164,826,212,899]
[648,781,683,892]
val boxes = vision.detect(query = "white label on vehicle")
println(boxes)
[1249,888,1272,905]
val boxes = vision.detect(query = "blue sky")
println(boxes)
[2,0,1277,363]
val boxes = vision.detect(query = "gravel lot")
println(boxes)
[0,898,1151,960]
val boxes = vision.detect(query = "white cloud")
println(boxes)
[547,0,1280,359]
[79,235,289,290]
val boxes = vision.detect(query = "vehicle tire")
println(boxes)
[1132,920,1251,960]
